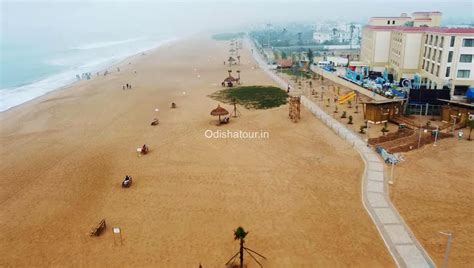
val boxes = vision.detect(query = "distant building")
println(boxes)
[360,11,474,99]
[313,23,361,47]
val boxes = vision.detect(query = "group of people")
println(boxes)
[122,83,132,90]
[76,72,92,80]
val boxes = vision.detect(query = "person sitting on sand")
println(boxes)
[141,144,149,154]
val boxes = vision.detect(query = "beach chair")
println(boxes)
[151,118,159,126]
[89,219,106,237]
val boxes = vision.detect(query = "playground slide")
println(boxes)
[338,91,356,104]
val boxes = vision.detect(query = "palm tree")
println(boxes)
[226,226,265,268]
[234,227,248,268]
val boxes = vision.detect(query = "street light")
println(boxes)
[417,105,423,149]
[388,160,395,185]
[433,124,439,146]
[439,231,453,268]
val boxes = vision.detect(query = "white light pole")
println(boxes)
[417,105,423,149]
[439,231,453,268]
[433,125,439,146]
[388,160,395,185]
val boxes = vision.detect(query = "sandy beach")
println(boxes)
[0,36,393,267]
[390,138,474,267]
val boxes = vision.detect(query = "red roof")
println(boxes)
[277,59,293,68]
[364,25,474,34]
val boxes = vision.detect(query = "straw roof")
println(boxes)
[223,75,238,82]
[210,105,229,116]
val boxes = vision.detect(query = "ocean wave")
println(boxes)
[69,37,147,50]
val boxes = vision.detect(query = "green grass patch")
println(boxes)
[210,86,288,109]
[212,32,245,41]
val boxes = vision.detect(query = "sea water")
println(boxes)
[0,2,183,112]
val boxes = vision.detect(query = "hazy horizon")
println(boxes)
[1,0,472,110]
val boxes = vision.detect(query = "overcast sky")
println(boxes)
[2,0,473,38]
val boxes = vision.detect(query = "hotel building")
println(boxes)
[360,12,474,99]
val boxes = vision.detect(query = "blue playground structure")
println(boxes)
[467,86,474,103]
[345,69,364,85]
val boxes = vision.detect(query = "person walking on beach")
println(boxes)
[126,83,129,89]
[458,129,464,140]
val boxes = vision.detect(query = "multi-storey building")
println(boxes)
[360,11,474,99]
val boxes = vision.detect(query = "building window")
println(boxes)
[457,70,470,78]
[430,35,433,45]
[446,67,450,77]
[387,20,390,25]
[423,47,427,57]
[448,51,453,63]
[460,54,473,62]
[422,60,425,69]
[392,20,395,25]
[432,50,436,60]
[435,36,438,46]
[425,35,428,44]
[428,48,431,58]
[436,66,440,76]
[440,36,444,47]
[463,39,474,47]
[438,51,442,62]
[431,63,435,74]
[450,36,455,47]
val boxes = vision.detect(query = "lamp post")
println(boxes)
[417,105,423,149]
[388,160,395,185]
[433,124,439,146]
[439,231,453,268]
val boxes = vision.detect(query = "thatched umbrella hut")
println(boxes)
[211,104,229,123]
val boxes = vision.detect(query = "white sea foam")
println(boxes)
[69,37,147,50]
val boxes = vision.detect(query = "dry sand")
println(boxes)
[390,137,474,267]
[0,36,393,267]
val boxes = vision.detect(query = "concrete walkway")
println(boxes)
[247,39,435,268]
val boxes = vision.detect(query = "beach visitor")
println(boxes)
[458,130,463,140]
[123,85,125,90]
[126,83,129,89]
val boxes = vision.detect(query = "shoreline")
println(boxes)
[0,37,181,114]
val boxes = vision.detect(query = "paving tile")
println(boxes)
[367,192,389,207]
[396,245,431,268]
[375,208,399,224]
[384,225,413,244]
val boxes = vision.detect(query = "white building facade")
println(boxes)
[360,11,474,98]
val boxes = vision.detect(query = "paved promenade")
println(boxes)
[248,39,435,268]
